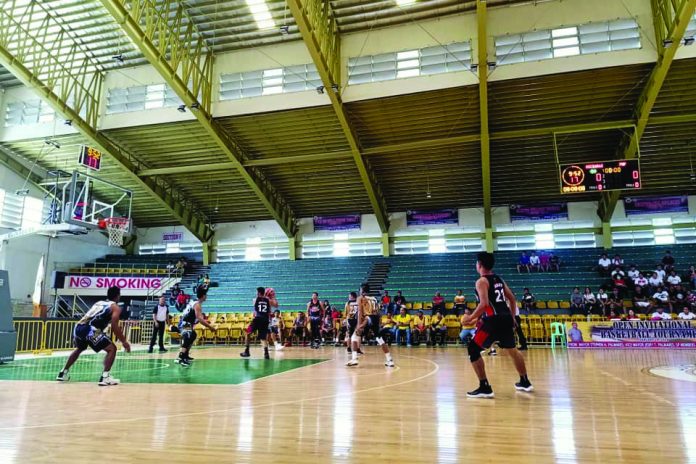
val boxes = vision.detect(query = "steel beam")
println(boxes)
[598,0,696,222]
[477,1,493,252]
[99,0,298,237]
[0,1,213,242]
[0,144,46,185]
[287,0,390,233]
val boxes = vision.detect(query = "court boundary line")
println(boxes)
[0,355,439,431]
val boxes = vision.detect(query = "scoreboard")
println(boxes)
[78,146,102,171]
[560,159,641,194]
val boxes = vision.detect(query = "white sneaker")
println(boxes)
[98,374,120,386]
[385,360,395,368]
[346,359,359,367]
[56,371,70,382]
[275,344,284,351]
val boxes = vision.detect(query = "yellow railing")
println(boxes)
[13,320,45,353]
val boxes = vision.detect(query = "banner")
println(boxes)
[406,209,458,226]
[162,232,184,242]
[510,203,568,222]
[65,276,163,291]
[624,195,688,216]
[313,215,361,232]
[566,320,696,349]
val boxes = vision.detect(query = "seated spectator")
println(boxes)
[528,251,540,272]
[651,307,671,321]
[655,264,666,283]
[607,287,624,315]
[393,290,406,308]
[517,252,531,273]
[459,308,476,345]
[652,286,671,311]
[380,291,392,313]
[688,290,696,310]
[611,254,624,270]
[611,266,625,280]
[521,288,536,314]
[666,270,682,287]
[612,274,627,297]
[539,251,550,272]
[607,310,621,321]
[175,291,188,311]
[380,313,396,346]
[583,287,598,315]
[634,273,648,288]
[453,290,467,314]
[320,313,334,345]
[431,292,445,314]
[626,309,640,320]
[166,260,175,273]
[549,252,561,272]
[293,312,309,346]
[331,306,342,345]
[412,310,428,345]
[429,311,447,346]
[670,285,688,309]
[678,306,696,320]
[597,254,611,275]
[648,272,663,291]
[169,283,181,307]
[597,288,609,315]
[394,307,412,346]
[570,287,584,315]
[687,266,696,288]
[633,286,652,314]
[627,265,640,282]
[662,250,675,273]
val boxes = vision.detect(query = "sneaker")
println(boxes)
[346,359,359,367]
[98,374,120,386]
[159,347,168,353]
[176,358,192,367]
[466,385,495,398]
[407,344,412,347]
[515,379,534,392]
[240,351,250,358]
[186,355,195,361]
[264,350,270,360]
[147,347,154,353]
[385,360,395,367]
[275,344,284,351]
[347,347,352,353]
[56,371,69,382]
[357,348,364,355]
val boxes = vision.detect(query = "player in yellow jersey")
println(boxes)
[346,283,395,367]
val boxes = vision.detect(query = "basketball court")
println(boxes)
[1,348,695,463]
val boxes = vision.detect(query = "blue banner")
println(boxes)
[406,209,458,226]
[624,195,688,216]
[510,203,568,222]
[313,215,361,231]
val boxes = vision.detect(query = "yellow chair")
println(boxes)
[445,302,454,311]
[412,303,423,311]
[467,302,477,310]
[571,315,585,322]
[537,301,548,310]
[547,301,559,310]
[559,301,570,309]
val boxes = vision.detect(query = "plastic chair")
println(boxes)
[549,322,566,348]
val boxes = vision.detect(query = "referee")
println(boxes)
[148,296,169,353]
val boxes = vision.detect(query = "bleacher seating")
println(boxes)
[68,253,201,276]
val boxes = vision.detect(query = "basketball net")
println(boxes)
[105,217,129,247]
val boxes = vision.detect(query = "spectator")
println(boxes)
[549,253,561,272]
[393,290,406,308]
[612,254,624,270]
[513,297,528,351]
[652,286,671,312]
[521,288,536,314]
[148,296,169,353]
[655,264,666,283]
[412,310,428,345]
[688,290,696,310]
[667,270,682,287]
[320,313,334,345]
[651,307,672,321]
[607,288,624,315]
[612,274,627,297]
[459,308,476,346]
[678,306,696,320]
[394,306,412,346]
[662,250,675,272]
[517,252,531,273]
[634,273,648,289]
[431,292,445,314]
[671,284,688,309]
[539,251,551,272]
[175,258,184,273]
[166,260,175,273]
[611,266,625,280]
[528,251,540,272]
[453,290,467,314]
[597,254,611,275]
[175,291,188,311]
[627,265,640,281]
[648,272,663,291]
[429,311,447,346]
[687,265,696,288]
[597,288,609,316]
[626,309,640,320]
[169,283,181,307]
[380,291,392,313]
[607,310,621,321]
[380,313,396,346]
[292,312,309,346]
[570,287,584,315]
[633,286,652,314]
[583,287,598,315]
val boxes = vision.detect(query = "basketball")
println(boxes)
[265,287,276,299]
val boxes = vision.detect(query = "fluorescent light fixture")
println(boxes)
[652,217,672,226]
[396,0,418,5]
[245,0,276,30]
[552,27,577,38]
[397,68,420,78]
[246,236,262,245]
[397,59,420,69]
[654,228,674,236]
[397,50,419,60]
[333,241,350,257]
[534,223,553,232]
[334,233,349,241]
[554,46,580,57]
[262,86,283,95]
[655,235,675,245]
[428,229,445,237]
[263,68,283,77]
[428,237,446,253]
[245,247,262,261]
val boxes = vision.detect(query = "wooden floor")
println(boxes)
[1,346,696,463]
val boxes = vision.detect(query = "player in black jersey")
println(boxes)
[240,287,275,359]
[343,291,362,354]
[463,252,533,398]
[177,287,216,367]
[56,286,130,386]
[307,292,325,349]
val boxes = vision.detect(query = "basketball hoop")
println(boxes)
[105,217,129,247]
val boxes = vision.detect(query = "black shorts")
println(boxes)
[249,317,269,339]
[293,327,305,337]
[367,315,380,334]
[270,326,279,335]
[347,319,357,336]
[472,315,516,349]
[73,324,111,352]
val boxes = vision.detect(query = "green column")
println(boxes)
[602,222,613,250]
[289,237,297,261]
[381,233,390,257]
[485,228,494,252]
[202,241,210,266]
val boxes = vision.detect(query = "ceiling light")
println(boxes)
[64,119,72,126]
[245,0,276,30]
[177,104,186,113]
[112,54,124,63]
[662,38,674,47]
[279,25,290,35]
[396,0,417,5]
[190,102,200,110]
[684,36,695,46]
[316,85,325,94]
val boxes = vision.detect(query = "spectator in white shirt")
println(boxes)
[648,272,663,290]
[666,270,682,287]
[597,288,609,315]
[634,273,648,288]
[627,265,640,281]
[612,254,624,270]
[655,264,666,282]
[583,287,598,314]
[597,254,611,276]
[651,307,672,321]
[678,307,696,320]
[528,251,540,272]
[652,286,672,311]
[148,296,169,353]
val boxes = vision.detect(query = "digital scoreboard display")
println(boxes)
[78,146,102,171]
[560,159,641,194]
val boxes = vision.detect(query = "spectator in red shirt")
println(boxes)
[381,291,392,313]
[175,291,189,311]
[539,252,551,272]
[432,292,446,314]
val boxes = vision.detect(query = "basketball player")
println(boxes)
[307,292,325,349]
[177,287,216,367]
[56,286,130,386]
[269,310,285,351]
[240,287,273,359]
[463,252,533,398]
[346,283,394,367]
[344,291,360,353]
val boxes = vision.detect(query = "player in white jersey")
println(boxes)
[177,287,216,367]
[56,286,130,386]
[346,283,395,368]
[269,310,285,350]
